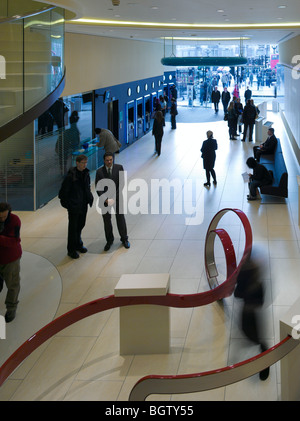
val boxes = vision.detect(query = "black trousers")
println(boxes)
[67,208,87,252]
[102,207,128,244]
[171,115,176,129]
[213,102,219,111]
[253,146,267,162]
[205,169,216,183]
[243,121,254,141]
[155,135,163,155]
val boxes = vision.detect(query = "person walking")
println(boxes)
[235,97,244,134]
[201,130,218,187]
[0,202,22,322]
[95,152,130,251]
[152,110,164,156]
[221,86,231,114]
[242,100,257,142]
[244,86,252,102]
[211,86,221,113]
[234,246,269,380]
[58,154,94,259]
[170,98,178,129]
[227,101,238,140]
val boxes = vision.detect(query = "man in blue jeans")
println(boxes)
[246,157,272,200]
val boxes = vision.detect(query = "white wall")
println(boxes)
[63,32,166,96]
[279,36,300,163]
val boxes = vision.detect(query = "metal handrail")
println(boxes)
[129,335,299,401]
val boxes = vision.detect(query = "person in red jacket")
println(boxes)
[0,202,22,323]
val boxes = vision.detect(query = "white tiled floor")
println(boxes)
[1,105,300,401]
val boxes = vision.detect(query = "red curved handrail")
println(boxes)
[128,335,299,401]
[0,208,252,389]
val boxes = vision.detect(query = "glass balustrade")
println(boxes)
[0,3,65,127]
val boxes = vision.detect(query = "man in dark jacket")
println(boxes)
[95,152,129,251]
[59,154,94,259]
[253,128,277,161]
[244,86,252,102]
[0,202,22,322]
[211,86,221,113]
[242,100,257,142]
[201,130,218,186]
[246,157,272,200]
[170,98,178,129]
[221,87,230,114]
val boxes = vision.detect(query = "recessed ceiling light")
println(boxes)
[278,5,287,8]
[217,9,224,13]
[151,6,158,9]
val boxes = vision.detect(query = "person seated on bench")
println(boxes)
[246,157,273,201]
[253,128,277,162]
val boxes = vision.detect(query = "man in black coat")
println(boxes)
[201,130,218,187]
[221,87,230,114]
[95,152,130,251]
[244,86,252,102]
[170,98,178,129]
[242,100,257,142]
[253,128,277,161]
[59,154,94,259]
[211,86,221,113]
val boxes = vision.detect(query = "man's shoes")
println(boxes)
[77,246,88,253]
[204,182,210,187]
[247,195,257,201]
[259,367,270,381]
[213,180,217,185]
[68,251,80,259]
[104,241,113,251]
[122,240,130,249]
[5,309,16,323]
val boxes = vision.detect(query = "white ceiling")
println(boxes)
[47,0,300,46]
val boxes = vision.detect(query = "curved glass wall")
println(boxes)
[0,4,65,127]
[0,2,65,210]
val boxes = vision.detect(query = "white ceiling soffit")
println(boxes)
[46,0,300,45]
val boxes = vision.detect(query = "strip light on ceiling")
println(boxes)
[161,36,250,41]
[68,18,300,29]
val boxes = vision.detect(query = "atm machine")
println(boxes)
[136,98,144,138]
[125,100,135,144]
[144,94,151,132]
